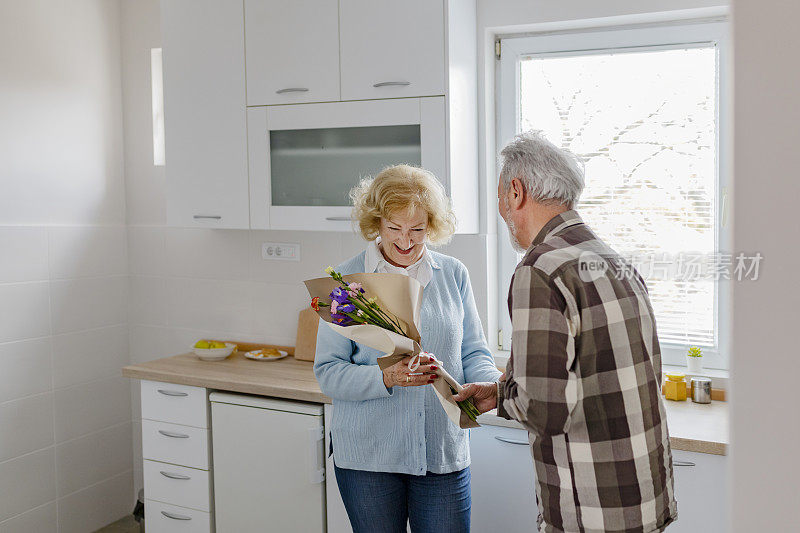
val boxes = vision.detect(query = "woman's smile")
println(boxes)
[394,243,415,255]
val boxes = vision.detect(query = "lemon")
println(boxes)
[194,340,211,349]
[210,341,226,349]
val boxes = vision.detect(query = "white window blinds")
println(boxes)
[518,46,718,346]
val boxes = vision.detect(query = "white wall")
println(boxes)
[119,0,494,497]
[730,0,800,530]
[0,1,132,531]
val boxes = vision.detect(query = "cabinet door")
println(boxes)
[339,0,446,101]
[244,0,340,105]
[670,450,728,532]
[469,425,538,532]
[211,401,326,533]
[162,0,249,229]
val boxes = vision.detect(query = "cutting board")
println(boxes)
[294,307,320,361]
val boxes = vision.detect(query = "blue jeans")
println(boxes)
[334,465,471,533]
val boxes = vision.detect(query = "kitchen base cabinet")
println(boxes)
[140,380,214,531]
[671,450,728,532]
[210,392,326,532]
[469,424,537,532]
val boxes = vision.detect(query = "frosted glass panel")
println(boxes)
[270,125,421,206]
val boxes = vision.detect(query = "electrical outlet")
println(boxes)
[262,242,300,262]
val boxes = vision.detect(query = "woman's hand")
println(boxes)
[382,354,440,389]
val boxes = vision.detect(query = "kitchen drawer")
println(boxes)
[141,380,208,428]
[145,500,212,533]
[144,460,211,512]
[142,420,209,470]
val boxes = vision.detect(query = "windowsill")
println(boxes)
[492,351,729,389]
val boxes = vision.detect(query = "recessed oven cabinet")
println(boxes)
[248,98,446,231]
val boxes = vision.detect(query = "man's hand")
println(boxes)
[453,382,499,414]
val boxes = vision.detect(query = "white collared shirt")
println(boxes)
[364,237,434,287]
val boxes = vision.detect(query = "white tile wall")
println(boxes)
[1,0,132,527]
[56,471,134,533]
[50,276,128,334]
[166,227,250,280]
[127,227,166,276]
[0,282,51,343]
[0,225,131,528]
[0,228,49,283]
[52,325,129,389]
[56,422,133,496]
[0,448,57,522]
[0,394,54,463]
[53,377,131,443]
[48,226,128,279]
[0,338,52,403]
[0,501,57,533]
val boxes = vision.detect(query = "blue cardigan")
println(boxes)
[314,250,502,475]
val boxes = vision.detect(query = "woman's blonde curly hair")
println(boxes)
[349,164,457,246]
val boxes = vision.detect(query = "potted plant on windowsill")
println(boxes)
[686,346,703,374]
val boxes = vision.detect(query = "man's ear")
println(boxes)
[510,178,525,209]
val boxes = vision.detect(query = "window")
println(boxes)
[497,21,730,368]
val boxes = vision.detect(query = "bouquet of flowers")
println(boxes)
[305,267,481,427]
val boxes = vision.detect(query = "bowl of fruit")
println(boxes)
[192,340,236,361]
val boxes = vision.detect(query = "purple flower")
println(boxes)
[330,287,351,304]
[331,313,353,326]
[338,303,356,314]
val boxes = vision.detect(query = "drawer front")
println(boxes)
[145,500,211,533]
[142,420,209,470]
[141,380,208,428]
[144,460,211,512]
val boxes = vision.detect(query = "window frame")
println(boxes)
[495,20,731,369]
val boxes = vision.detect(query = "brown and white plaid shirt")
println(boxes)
[498,210,677,533]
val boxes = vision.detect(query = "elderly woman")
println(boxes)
[314,164,502,533]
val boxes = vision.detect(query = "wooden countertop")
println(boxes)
[123,352,330,404]
[123,352,727,455]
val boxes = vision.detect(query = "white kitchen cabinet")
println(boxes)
[161,0,249,229]
[339,0,445,101]
[248,97,447,231]
[140,380,214,531]
[244,0,340,106]
[469,424,538,532]
[210,392,326,533]
[670,450,728,532]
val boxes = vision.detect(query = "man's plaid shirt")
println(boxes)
[498,210,677,533]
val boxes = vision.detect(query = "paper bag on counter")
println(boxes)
[304,272,479,429]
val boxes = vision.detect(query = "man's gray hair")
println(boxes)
[499,131,585,208]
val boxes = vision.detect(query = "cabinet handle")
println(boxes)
[373,81,411,88]
[325,216,352,221]
[161,510,192,521]
[193,215,221,220]
[157,389,188,397]
[158,429,190,439]
[276,87,309,94]
[160,470,191,480]
[494,436,529,446]
[674,461,696,467]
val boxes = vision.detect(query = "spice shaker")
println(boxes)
[691,377,712,404]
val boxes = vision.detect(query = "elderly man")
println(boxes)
[455,132,677,532]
